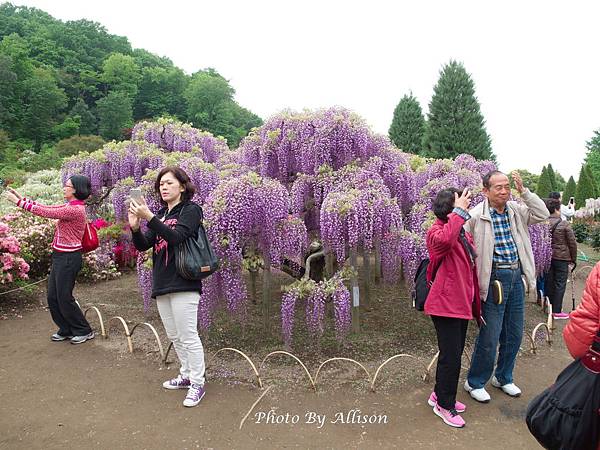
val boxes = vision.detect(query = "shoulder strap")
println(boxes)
[459,228,476,264]
[550,219,561,236]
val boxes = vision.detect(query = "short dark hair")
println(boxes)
[154,166,196,204]
[69,175,91,200]
[549,191,561,200]
[482,170,506,189]
[545,198,561,214]
[433,188,463,221]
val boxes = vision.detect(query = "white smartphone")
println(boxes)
[130,188,143,203]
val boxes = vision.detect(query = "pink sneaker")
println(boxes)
[552,312,570,320]
[433,404,465,428]
[428,391,466,413]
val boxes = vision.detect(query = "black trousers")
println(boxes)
[431,315,469,410]
[545,259,570,313]
[47,251,92,337]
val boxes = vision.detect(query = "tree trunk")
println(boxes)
[262,258,272,332]
[373,239,382,283]
[362,248,371,307]
[249,269,258,304]
[350,249,360,334]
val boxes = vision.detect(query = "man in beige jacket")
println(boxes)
[463,171,548,403]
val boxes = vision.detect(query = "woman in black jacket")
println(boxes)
[128,166,206,407]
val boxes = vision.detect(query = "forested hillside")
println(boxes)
[0,3,261,183]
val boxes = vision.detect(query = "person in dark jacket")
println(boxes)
[128,166,206,408]
[544,198,577,319]
[425,188,481,428]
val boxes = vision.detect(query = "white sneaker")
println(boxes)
[464,380,491,403]
[491,377,521,397]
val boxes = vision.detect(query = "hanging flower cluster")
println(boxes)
[281,267,353,346]
[239,107,389,185]
[132,117,228,162]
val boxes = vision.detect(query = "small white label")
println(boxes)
[352,286,360,307]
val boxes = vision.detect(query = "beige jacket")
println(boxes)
[463,189,549,301]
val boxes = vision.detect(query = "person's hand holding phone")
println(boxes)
[128,188,154,222]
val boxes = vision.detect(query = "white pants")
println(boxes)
[156,291,206,386]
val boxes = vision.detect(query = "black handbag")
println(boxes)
[175,205,219,280]
[525,329,600,450]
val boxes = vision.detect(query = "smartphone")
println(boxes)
[130,188,143,203]
[569,197,574,204]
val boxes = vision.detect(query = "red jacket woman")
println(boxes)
[424,188,481,429]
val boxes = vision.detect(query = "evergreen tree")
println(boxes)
[546,163,557,191]
[575,164,597,207]
[554,171,566,193]
[585,164,599,198]
[388,93,425,154]
[536,166,554,198]
[96,91,132,140]
[424,60,494,160]
[563,176,576,205]
[585,129,600,185]
[69,99,96,135]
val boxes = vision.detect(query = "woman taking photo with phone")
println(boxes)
[128,166,206,408]
[425,188,481,428]
[4,175,95,344]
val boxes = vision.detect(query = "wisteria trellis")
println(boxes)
[61,110,551,346]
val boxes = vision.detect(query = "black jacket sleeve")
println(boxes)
[131,227,157,251]
[147,203,202,246]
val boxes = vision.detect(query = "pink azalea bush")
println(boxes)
[0,220,30,286]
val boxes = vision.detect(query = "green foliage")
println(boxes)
[96,91,133,140]
[536,166,554,198]
[52,116,80,141]
[513,169,539,194]
[591,226,600,251]
[585,129,600,186]
[554,171,566,193]
[101,53,140,99]
[576,164,599,207]
[134,66,187,120]
[572,222,589,243]
[388,93,425,154]
[423,60,494,161]
[55,135,104,158]
[563,176,576,205]
[69,99,96,135]
[184,68,262,147]
[0,3,261,157]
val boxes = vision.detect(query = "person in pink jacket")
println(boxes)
[425,188,482,428]
[4,175,95,344]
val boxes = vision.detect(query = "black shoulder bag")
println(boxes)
[175,204,219,280]
[525,329,600,449]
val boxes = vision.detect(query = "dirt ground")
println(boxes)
[0,260,595,449]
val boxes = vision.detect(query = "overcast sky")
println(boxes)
[11,0,600,181]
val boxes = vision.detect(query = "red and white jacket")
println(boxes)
[17,198,87,252]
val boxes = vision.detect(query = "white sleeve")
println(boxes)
[561,204,574,218]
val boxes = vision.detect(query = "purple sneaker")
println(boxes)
[162,375,191,390]
[183,383,205,407]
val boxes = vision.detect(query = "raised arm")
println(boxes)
[17,199,83,221]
